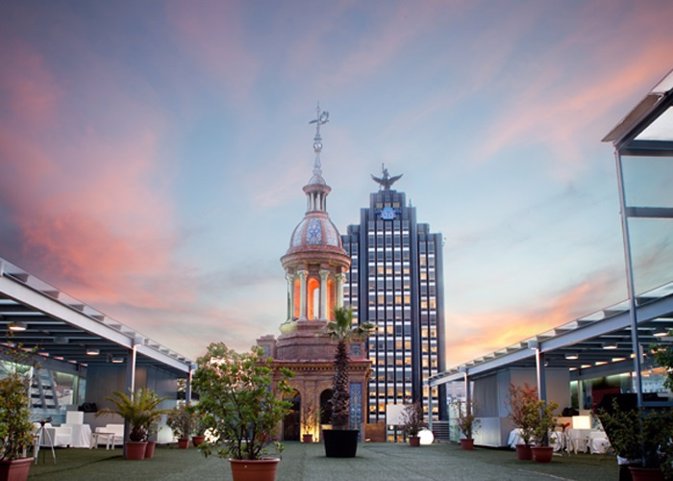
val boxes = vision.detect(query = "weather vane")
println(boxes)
[371,163,402,190]
[309,102,329,175]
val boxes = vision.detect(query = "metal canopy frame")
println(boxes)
[429,281,673,385]
[0,257,193,377]
[603,68,673,408]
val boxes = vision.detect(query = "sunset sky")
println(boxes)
[2,0,673,367]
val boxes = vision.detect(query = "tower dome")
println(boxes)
[280,106,350,332]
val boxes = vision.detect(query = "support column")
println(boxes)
[615,150,644,408]
[427,386,434,432]
[464,371,471,416]
[286,272,295,322]
[335,273,345,308]
[186,367,193,404]
[123,344,137,457]
[319,269,329,320]
[535,348,547,402]
[298,269,308,320]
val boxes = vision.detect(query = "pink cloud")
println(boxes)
[0,40,61,126]
[0,40,189,311]
[445,271,624,366]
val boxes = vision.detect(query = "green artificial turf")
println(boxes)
[28,442,619,481]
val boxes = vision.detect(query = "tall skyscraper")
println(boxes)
[342,166,447,436]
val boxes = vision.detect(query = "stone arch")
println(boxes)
[320,388,333,425]
[283,389,301,441]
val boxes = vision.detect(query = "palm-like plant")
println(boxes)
[325,307,374,429]
[98,388,165,442]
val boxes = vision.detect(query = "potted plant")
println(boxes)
[301,401,317,443]
[452,399,480,450]
[598,399,673,481]
[167,404,193,449]
[97,388,164,460]
[508,383,539,460]
[322,306,374,458]
[189,406,207,447]
[0,372,34,481]
[141,390,165,460]
[401,402,426,447]
[530,399,558,463]
[193,343,293,481]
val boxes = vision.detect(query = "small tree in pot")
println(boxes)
[167,404,193,449]
[401,402,426,447]
[508,383,539,460]
[322,307,374,458]
[530,399,558,463]
[598,398,673,481]
[452,399,480,450]
[301,401,317,443]
[193,343,293,481]
[0,372,34,481]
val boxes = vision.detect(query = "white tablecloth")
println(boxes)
[509,428,610,454]
[65,424,92,448]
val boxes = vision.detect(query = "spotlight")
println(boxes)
[86,347,100,356]
[8,321,27,332]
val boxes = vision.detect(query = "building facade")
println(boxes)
[341,167,447,433]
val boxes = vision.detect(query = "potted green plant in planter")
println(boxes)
[167,404,193,449]
[530,399,558,463]
[98,388,165,460]
[189,406,207,447]
[322,306,374,458]
[0,372,34,481]
[140,390,165,459]
[301,401,317,443]
[452,399,480,450]
[598,398,673,481]
[193,343,293,481]
[401,402,426,447]
[508,383,538,460]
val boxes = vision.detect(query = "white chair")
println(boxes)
[92,424,124,449]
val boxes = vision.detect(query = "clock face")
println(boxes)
[380,206,396,220]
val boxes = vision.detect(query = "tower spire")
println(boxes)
[309,102,329,181]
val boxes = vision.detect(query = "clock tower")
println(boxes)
[257,106,370,442]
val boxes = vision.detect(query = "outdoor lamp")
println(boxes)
[8,321,27,332]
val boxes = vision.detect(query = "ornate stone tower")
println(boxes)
[278,107,350,339]
[258,106,370,442]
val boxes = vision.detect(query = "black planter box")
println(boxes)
[323,429,359,458]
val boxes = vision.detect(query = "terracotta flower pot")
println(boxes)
[515,444,532,460]
[0,458,33,481]
[532,446,553,463]
[629,466,664,481]
[125,441,147,460]
[145,441,156,459]
[460,438,474,450]
[409,435,421,447]
[177,438,189,449]
[302,434,313,443]
[192,435,205,447]
[229,458,280,481]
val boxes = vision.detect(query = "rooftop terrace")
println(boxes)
[29,442,617,481]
